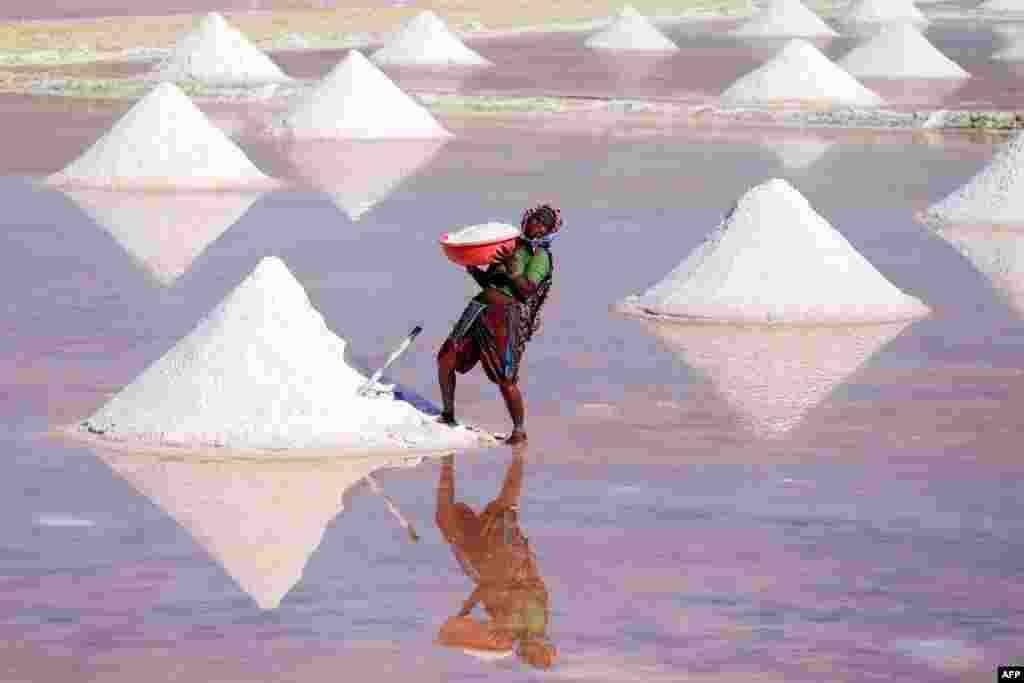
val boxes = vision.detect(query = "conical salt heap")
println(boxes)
[843,0,927,25]
[618,178,930,323]
[370,11,493,66]
[154,12,291,85]
[47,83,273,190]
[82,256,484,449]
[838,22,969,78]
[97,450,421,609]
[63,189,260,286]
[279,50,451,139]
[720,39,885,107]
[644,319,911,436]
[979,0,1024,11]
[921,132,1024,227]
[934,226,1024,317]
[729,0,838,38]
[584,6,679,51]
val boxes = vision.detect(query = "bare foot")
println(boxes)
[505,430,527,445]
[437,412,458,426]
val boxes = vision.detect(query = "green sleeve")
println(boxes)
[523,249,551,284]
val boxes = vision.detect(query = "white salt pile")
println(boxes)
[81,256,484,449]
[64,189,260,285]
[97,450,423,609]
[645,319,910,436]
[843,0,927,25]
[584,5,679,51]
[720,39,885,108]
[979,0,1024,11]
[47,83,274,190]
[618,178,930,323]
[370,11,493,66]
[444,222,520,244]
[154,12,291,85]
[728,0,838,38]
[278,50,451,139]
[935,226,1024,317]
[922,132,1024,227]
[837,22,969,78]
[992,34,1024,61]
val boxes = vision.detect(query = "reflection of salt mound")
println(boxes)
[47,83,273,190]
[843,0,927,25]
[729,0,838,38]
[584,6,679,51]
[619,178,930,323]
[82,257,481,449]
[934,226,1024,316]
[64,189,259,285]
[154,12,291,84]
[644,320,910,436]
[283,138,445,220]
[763,137,835,170]
[371,11,492,66]
[922,133,1024,227]
[838,22,968,78]
[720,39,885,107]
[97,450,420,609]
[980,0,1024,11]
[278,50,451,139]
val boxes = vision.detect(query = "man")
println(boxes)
[437,205,561,445]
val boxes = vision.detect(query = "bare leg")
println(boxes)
[498,381,527,444]
[437,342,459,424]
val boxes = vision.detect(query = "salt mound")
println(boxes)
[922,132,1024,227]
[618,178,930,323]
[843,0,927,25]
[97,450,422,609]
[278,50,451,139]
[154,12,291,85]
[644,320,910,436]
[47,83,274,190]
[992,34,1024,61]
[935,226,1024,316]
[979,0,1024,11]
[838,22,969,78]
[584,6,679,51]
[444,222,520,244]
[370,11,493,66]
[729,0,838,38]
[82,256,484,449]
[65,189,259,285]
[720,39,885,107]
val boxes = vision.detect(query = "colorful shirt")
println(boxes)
[474,242,552,303]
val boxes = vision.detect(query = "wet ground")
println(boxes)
[0,91,1022,680]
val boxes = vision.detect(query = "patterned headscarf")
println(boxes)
[520,205,562,249]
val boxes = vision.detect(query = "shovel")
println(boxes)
[357,325,423,396]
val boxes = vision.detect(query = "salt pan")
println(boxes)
[371,11,493,66]
[729,0,838,38]
[584,6,679,51]
[618,178,930,323]
[838,22,969,79]
[444,222,520,244]
[47,83,274,190]
[921,132,1024,227]
[843,0,927,25]
[81,256,484,449]
[154,12,291,85]
[720,39,885,108]
[278,50,451,139]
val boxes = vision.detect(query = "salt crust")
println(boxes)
[154,12,292,85]
[843,0,927,25]
[82,256,483,450]
[584,5,679,51]
[729,0,838,38]
[922,132,1024,226]
[720,39,886,107]
[619,178,930,323]
[934,226,1024,316]
[98,450,425,609]
[371,11,493,66]
[444,222,520,244]
[47,83,274,190]
[837,22,969,78]
[278,50,452,139]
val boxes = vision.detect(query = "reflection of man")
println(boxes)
[434,450,557,669]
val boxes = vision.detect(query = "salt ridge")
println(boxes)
[82,256,483,449]
[47,82,273,190]
[837,22,969,79]
[619,178,930,323]
[279,50,451,139]
[584,6,679,51]
[371,11,493,66]
[729,0,838,38]
[155,12,291,85]
[720,39,885,108]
